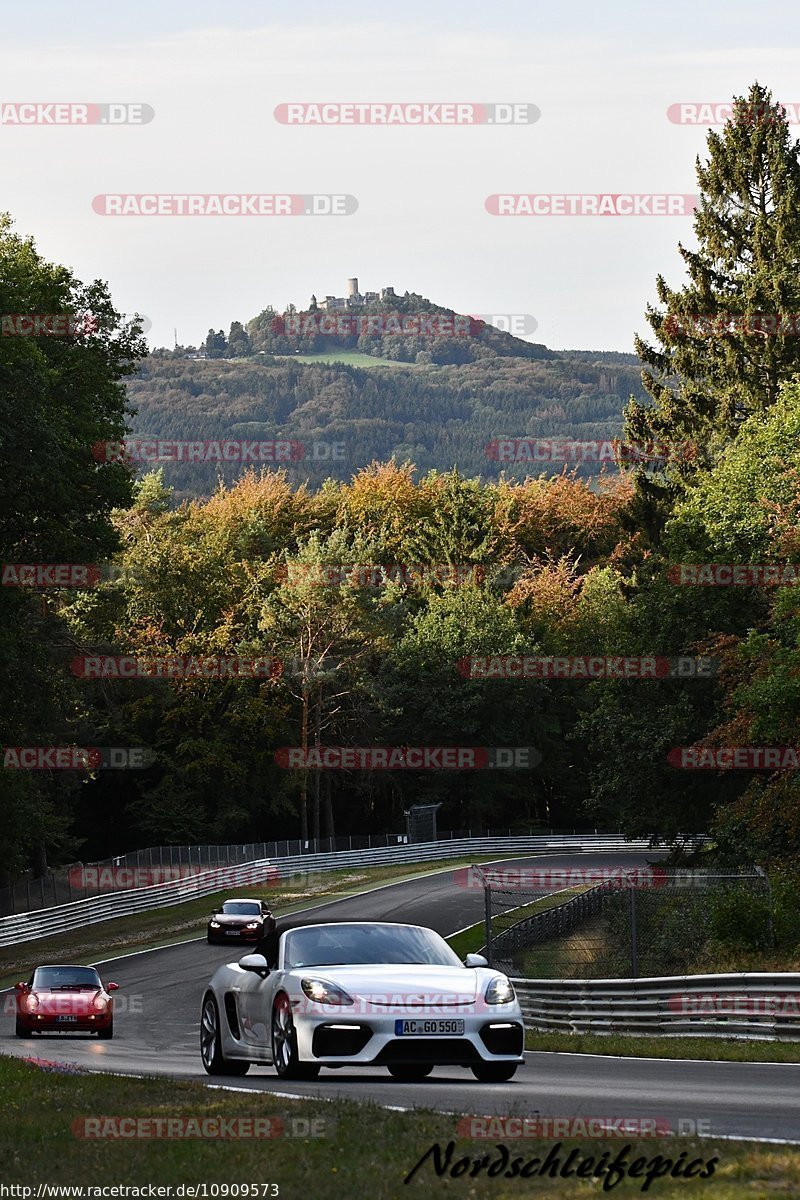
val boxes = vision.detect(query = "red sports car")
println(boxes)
[15,964,119,1038]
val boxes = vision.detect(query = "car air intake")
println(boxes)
[479,1022,524,1056]
[312,1024,372,1057]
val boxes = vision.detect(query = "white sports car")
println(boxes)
[200,920,524,1082]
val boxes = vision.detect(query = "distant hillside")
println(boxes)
[167,288,557,367]
[126,347,647,502]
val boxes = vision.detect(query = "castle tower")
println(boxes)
[347,277,359,298]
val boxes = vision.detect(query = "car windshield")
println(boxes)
[283,924,462,969]
[220,902,261,916]
[31,966,102,990]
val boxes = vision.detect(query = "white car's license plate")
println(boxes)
[225,930,240,936]
[395,1019,464,1036]
[56,1015,78,1022]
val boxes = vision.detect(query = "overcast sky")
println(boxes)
[6,0,800,352]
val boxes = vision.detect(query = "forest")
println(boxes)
[1,85,799,932]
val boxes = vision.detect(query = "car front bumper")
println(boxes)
[17,1012,112,1033]
[292,1003,524,1066]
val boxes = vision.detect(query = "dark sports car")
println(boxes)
[207,898,275,944]
[15,964,118,1038]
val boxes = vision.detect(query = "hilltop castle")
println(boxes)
[311,278,395,312]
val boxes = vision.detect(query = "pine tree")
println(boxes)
[626,83,800,520]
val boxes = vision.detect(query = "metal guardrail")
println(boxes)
[513,973,800,1040]
[0,834,661,948]
[0,827,634,915]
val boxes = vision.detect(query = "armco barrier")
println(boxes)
[513,973,800,1040]
[0,834,666,948]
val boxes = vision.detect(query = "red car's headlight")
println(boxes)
[92,993,110,1012]
[24,994,39,1013]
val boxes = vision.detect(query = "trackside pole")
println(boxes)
[484,873,494,967]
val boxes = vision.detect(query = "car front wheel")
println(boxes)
[200,994,249,1076]
[272,994,319,1080]
[14,1018,31,1038]
[471,1062,518,1082]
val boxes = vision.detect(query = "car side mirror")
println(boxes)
[464,953,488,968]
[15,982,25,990]
[107,982,120,991]
[239,954,269,977]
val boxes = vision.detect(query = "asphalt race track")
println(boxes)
[3,852,799,1142]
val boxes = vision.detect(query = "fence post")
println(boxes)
[629,883,638,977]
[484,873,493,968]
[755,866,775,949]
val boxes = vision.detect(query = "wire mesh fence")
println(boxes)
[471,864,772,978]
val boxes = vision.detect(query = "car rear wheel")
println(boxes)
[471,1062,518,1082]
[387,1064,434,1081]
[272,994,319,1080]
[200,994,249,1076]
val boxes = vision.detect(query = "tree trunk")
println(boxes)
[311,690,322,844]
[323,768,335,842]
[299,689,309,842]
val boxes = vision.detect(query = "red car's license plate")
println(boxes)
[225,930,240,936]
[55,1015,79,1022]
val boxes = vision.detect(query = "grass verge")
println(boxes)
[0,1056,796,1195]
[526,1029,800,1063]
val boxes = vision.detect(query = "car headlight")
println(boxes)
[300,978,354,1006]
[485,977,516,1005]
[209,921,220,928]
[92,993,110,1012]
[24,994,39,1013]
[244,922,260,929]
